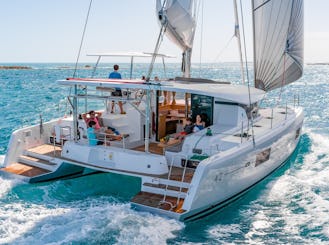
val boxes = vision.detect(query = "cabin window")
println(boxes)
[191,94,213,127]
[255,148,271,167]
[156,91,190,140]
[295,128,301,140]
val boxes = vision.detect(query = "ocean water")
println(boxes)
[0,63,329,244]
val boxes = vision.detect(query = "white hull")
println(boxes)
[178,108,303,221]
[1,103,303,221]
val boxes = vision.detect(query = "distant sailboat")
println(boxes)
[2,0,304,221]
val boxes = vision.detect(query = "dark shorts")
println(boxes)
[111,89,122,97]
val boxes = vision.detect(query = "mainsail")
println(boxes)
[156,0,197,77]
[252,0,304,91]
[156,0,197,51]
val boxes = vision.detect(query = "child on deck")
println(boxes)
[87,121,103,145]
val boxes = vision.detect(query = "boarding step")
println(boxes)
[0,162,50,178]
[18,155,57,171]
[131,191,186,213]
[142,183,187,199]
[143,182,189,192]
[24,144,62,160]
[147,177,191,189]
[164,166,195,183]
[23,150,56,162]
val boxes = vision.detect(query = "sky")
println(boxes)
[0,0,328,63]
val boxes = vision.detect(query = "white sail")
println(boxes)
[156,0,197,51]
[252,0,304,91]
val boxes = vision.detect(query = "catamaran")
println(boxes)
[1,0,304,221]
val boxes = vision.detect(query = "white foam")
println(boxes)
[0,197,184,244]
[0,178,24,199]
[237,129,329,243]
[0,202,70,244]
[208,224,241,240]
[0,155,4,167]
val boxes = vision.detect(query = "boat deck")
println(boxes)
[1,162,50,177]
[131,191,185,213]
[27,144,62,157]
[24,143,195,181]
[132,142,164,155]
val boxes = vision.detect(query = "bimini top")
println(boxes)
[58,77,265,105]
[87,52,175,59]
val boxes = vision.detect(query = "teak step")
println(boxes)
[158,166,195,183]
[1,162,50,177]
[131,191,185,213]
[26,144,62,158]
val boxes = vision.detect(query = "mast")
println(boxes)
[233,0,246,84]
[251,0,256,89]
[183,48,192,78]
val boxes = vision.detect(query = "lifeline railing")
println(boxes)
[53,125,72,156]
[159,153,189,210]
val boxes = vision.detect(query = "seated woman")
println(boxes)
[84,110,125,142]
[84,110,102,130]
[85,110,120,135]
[193,114,206,132]
[174,117,194,140]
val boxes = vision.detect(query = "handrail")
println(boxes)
[176,155,189,207]
[53,125,72,156]
[159,153,188,210]
[95,131,128,148]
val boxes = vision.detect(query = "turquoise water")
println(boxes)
[1,63,329,244]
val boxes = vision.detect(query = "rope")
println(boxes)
[146,0,167,82]
[146,24,166,82]
[239,0,255,147]
[72,0,93,78]
[277,52,287,105]
[212,35,235,63]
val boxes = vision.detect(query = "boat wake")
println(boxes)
[205,129,329,243]
[0,199,183,244]
[0,173,184,244]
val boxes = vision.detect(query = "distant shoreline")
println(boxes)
[0,66,32,70]
[307,63,329,66]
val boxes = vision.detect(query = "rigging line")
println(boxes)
[253,0,272,12]
[73,0,93,78]
[212,35,235,63]
[239,0,255,147]
[146,24,166,82]
[277,51,287,106]
[146,0,167,82]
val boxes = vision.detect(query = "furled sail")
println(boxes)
[252,0,304,91]
[156,0,197,51]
